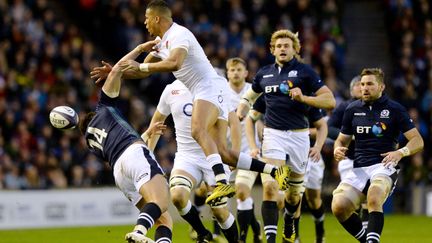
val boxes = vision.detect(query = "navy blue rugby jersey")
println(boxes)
[328,98,357,160]
[253,95,324,127]
[251,58,324,130]
[85,91,142,167]
[341,94,415,168]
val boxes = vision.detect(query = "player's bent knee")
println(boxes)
[367,176,392,210]
[169,175,193,192]
[169,175,193,208]
[235,184,251,201]
[262,181,279,199]
[170,189,189,209]
[286,177,305,203]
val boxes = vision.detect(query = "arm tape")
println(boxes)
[397,146,410,157]
[141,132,149,143]
[241,88,261,105]
[139,63,149,72]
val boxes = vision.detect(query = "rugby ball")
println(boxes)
[49,106,79,130]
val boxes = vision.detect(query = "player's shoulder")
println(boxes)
[345,99,363,111]
[256,64,275,76]
[170,22,193,36]
[386,97,408,113]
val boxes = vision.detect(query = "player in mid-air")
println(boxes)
[143,79,239,243]
[237,29,335,243]
[112,0,290,205]
[332,68,423,243]
[83,40,172,243]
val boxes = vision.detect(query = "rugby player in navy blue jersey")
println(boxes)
[82,40,172,243]
[237,29,335,243]
[246,96,328,243]
[332,68,423,243]
[328,76,370,226]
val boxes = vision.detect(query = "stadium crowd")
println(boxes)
[0,0,430,212]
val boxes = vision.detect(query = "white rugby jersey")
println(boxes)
[157,80,203,154]
[151,23,220,94]
[228,82,261,153]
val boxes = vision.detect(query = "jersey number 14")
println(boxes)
[87,127,108,151]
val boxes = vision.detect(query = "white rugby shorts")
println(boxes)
[304,156,325,190]
[338,158,354,182]
[341,163,399,194]
[261,127,310,174]
[113,144,164,206]
[193,77,231,121]
[171,151,231,187]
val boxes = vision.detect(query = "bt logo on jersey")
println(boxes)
[265,80,293,94]
[356,122,387,137]
[356,126,372,134]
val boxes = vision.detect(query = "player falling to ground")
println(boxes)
[246,96,327,243]
[332,68,423,243]
[143,79,239,243]
[225,57,263,243]
[82,40,172,243]
[111,0,290,206]
[328,76,369,226]
[237,29,335,243]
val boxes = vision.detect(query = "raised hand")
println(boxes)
[90,61,112,86]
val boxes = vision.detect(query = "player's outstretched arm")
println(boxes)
[90,40,161,83]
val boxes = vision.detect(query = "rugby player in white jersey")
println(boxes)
[226,57,263,243]
[113,0,290,205]
[142,80,239,243]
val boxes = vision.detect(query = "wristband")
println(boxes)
[240,97,251,107]
[397,146,410,157]
[141,132,149,143]
[139,63,149,72]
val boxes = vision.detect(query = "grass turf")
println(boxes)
[0,214,430,243]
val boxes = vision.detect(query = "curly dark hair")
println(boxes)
[78,112,96,135]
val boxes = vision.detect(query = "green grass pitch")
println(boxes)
[0,214,430,242]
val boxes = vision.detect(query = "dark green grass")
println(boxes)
[0,214,430,243]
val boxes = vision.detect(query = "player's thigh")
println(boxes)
[114,144,164,206]
[235,169,258,190]
[305,188,322,209]
[171,153,203,190]
[139,174,169,205]
[332,182,364,214]
[191,99,219,131]
[208,117,229,150]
